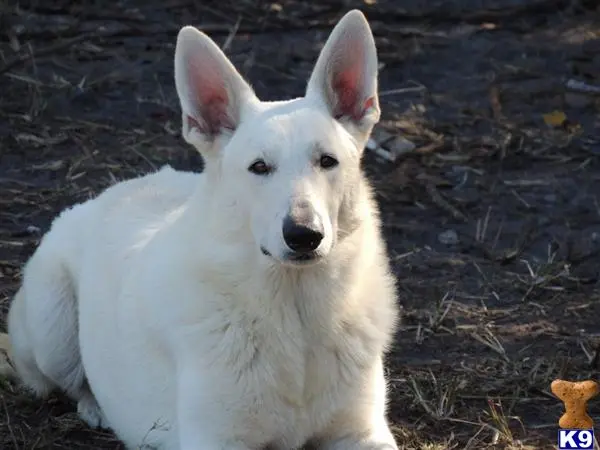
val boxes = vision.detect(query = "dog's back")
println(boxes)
[6,166,198,429]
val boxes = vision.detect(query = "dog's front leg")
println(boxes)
[315,411,397,450]
[175,359,251,450]
[316,426,397,450]
[315,359,398,450]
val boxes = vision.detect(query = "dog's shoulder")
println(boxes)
[35,166,200,274]
[100,165,198,216]
[54,166,197,232]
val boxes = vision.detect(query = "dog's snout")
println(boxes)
[282,212,324,254]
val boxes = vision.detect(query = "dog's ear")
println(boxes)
[306,10,380,132]
[175,26,256,150]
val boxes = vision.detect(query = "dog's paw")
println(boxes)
[77,395,110,429]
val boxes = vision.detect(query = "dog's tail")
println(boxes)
[6,248,85,399]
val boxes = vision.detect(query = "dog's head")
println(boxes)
[174,10,380,267]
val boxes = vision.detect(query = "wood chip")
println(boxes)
[366,127,416,162]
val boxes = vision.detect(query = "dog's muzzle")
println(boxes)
[282,203,324,258]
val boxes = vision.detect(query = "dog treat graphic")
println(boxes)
[551,379,599,429]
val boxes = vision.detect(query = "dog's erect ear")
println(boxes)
[306,10,380,129]
[175,26,256,149]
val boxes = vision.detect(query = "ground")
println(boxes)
[0,0,599,449]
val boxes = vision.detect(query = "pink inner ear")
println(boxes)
[332,72,374,121]
[331,43,373,122]
[332,70,360,120]
[198,92,234,136]
[187,63,235,136]
[362,96,375,112]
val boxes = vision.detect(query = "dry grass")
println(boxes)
[1,0,600,449]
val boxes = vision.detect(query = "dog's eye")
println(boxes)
[319,154,339,170]
[248,159,272,176]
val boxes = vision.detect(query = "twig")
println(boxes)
[0,33,92,75]
[380,85,427,97]
[566,79,600,95]
[425,184,467,222]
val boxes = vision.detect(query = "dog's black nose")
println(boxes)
[282,215,324,253]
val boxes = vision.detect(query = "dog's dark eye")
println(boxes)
[248,159,272,176]
[319,154,339,170]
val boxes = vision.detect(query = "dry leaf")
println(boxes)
[543,110,567,127]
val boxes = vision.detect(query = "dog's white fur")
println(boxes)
[4,10,399,449]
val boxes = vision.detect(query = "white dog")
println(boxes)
[3,10,399,449]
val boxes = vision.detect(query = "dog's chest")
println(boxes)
[230,301,366,448]
[247,312,337,404]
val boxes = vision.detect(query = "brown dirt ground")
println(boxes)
[1,0,600,449]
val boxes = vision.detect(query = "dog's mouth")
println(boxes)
[260,246,321,266]
[286,251,318,262]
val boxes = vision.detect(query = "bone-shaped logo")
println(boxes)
[551,379,599,429]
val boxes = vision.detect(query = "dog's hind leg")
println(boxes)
[6,288,55,396]
[7,248,108,429]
